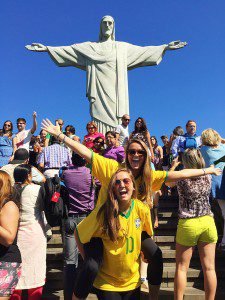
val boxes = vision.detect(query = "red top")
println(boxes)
[83,132,105,149]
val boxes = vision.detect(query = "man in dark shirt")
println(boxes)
[60,153,96,300]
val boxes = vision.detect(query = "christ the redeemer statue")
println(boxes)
[26,15,187,134]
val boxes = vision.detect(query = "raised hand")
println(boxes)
[32,111,37,118]
[41,119,61,137]
[166,40,187,50]
[25,43,47,52]
[171,157,181,170]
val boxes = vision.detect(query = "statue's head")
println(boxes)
[99,15,115,41]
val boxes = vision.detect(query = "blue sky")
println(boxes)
[1,0,225,144]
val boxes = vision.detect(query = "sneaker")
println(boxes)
[141,278,149,290]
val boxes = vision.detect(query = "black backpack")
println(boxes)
[43,175,69,227]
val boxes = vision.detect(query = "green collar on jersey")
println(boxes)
[119,199,134,219]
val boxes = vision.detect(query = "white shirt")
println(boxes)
[19,184,43,223]
[15,129,33,151]
[115,124,129,146]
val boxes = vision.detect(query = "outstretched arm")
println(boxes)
[166,165,222,182]
[41,119,92,163]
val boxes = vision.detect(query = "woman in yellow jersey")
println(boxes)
[41,119,221,300]
[75,168,152,300]
[168,149,219,300]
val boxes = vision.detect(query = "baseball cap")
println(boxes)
[11,148,29,164]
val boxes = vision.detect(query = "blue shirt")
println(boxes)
[171,134,202,158]
[201,144,225,199]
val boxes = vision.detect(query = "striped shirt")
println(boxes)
[37,143,71,169]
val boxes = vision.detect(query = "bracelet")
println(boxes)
[202,168,206,176]
[57,132,64,140]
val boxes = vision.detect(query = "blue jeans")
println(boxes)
[61,214,87,300]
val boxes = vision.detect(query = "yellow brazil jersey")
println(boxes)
[76,199,153,292]
[92,152,168,206]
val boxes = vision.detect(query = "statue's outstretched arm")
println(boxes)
[166,40,187,51]
[25,43,47,52]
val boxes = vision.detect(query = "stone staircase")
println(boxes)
[43,196,225,299]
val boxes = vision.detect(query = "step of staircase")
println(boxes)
[41,286,225,300]
[44,195,225,298]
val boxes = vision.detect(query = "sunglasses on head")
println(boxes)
[115,178,131,187]
[128,149,146,156]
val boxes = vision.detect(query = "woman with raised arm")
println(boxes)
[41,119,221,300]
[0,171,21,300]
[168,149,218,300]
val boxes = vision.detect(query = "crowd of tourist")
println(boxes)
[0,113,225,300]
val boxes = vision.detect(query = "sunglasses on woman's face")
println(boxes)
[4,124,11,127]
[115,178,131,187]
[128,149,146,156]
[88,126,95,130]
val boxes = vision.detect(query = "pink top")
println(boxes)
[83,132,105,149]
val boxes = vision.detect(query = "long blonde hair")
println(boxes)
[125,139,152,205]
[98,169,137,242]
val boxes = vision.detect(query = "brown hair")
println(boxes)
[17,118,26,124]
[130,117,148,138]
[2,120,13,138]
[186,120,196,127]
[125,139,152,206]
[98,169,137,242]
[0,171,15,210]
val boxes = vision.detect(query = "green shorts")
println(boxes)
[176,215,218,247]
